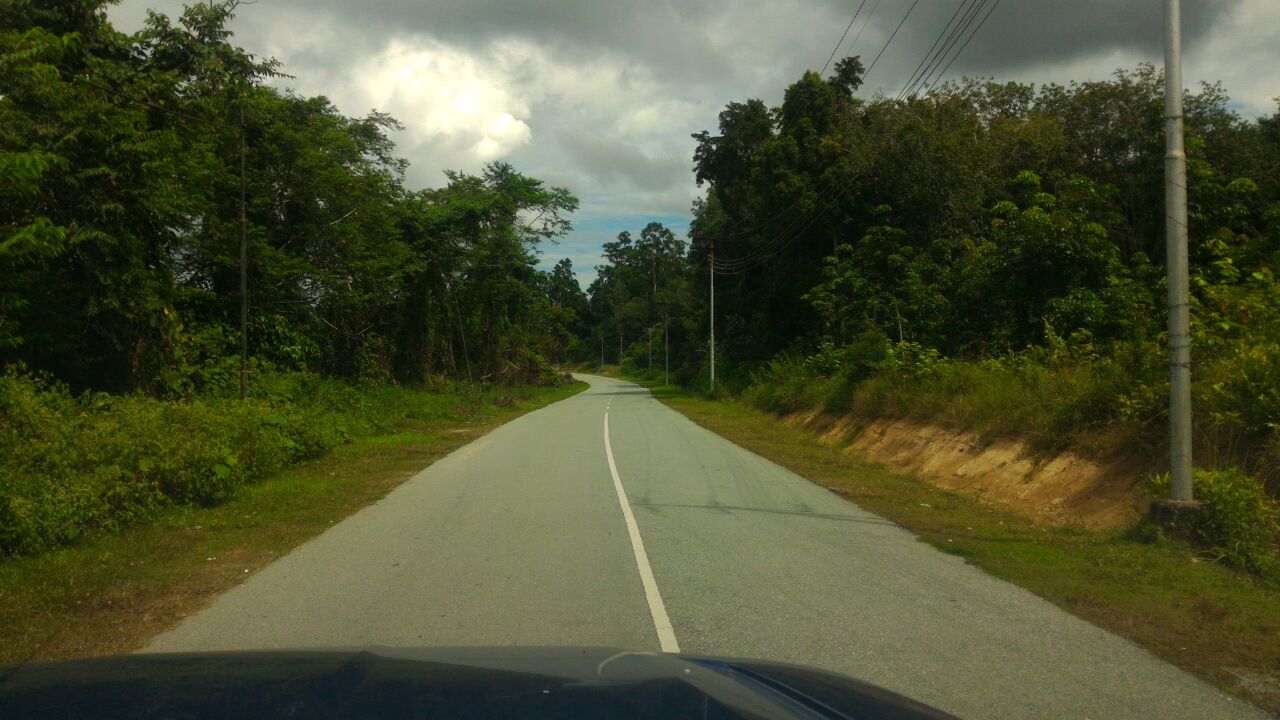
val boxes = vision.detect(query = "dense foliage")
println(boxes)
[586,222,693,374]
[588,59,1280,480]
[582,58,1280,569]
[679,62,1279,364]
[1,1,589,555]
[1,0,581,394]
[1149,468,1279,574]
[4,2,1277,565]
[0,366,549,555]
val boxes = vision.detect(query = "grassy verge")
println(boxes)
[0,381,583,663]
[741,340,1280,493]
[633,379,1280,713]
[2,370,535,556]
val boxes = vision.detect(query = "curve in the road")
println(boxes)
[145,374,1265,720]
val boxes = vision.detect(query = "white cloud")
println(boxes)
[319,38,534,175]
[1187,0,1280,117]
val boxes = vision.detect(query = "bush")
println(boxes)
[1150,468,1280,574]
[742,354,824,414]
[0,367,492,556]
[743,339,1142,454]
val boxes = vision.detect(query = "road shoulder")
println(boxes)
[0,382,585,663]
[632,380,1280,715]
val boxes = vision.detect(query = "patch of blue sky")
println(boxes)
[536,213,692,289]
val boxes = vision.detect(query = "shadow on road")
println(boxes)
[631,501,899,528]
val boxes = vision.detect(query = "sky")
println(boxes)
[108,0,1279,288]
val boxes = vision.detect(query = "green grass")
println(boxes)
[742,340,1280,495]
[635,380,1280,714]
[0,381,584,663]
[0,369,561,556]
[743,349,1153,457]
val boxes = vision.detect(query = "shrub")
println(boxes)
[1150,468,1280,574]
[0,367,505,556]
[742,354,824,414]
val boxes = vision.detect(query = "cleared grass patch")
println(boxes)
[0,382,584,663]
[640,382,1280,714]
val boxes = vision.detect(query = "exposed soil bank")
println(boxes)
[786,411,1151,530]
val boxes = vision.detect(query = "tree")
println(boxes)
[587,222,693,372]
[685,59,1276,380]
[2,1,582,392]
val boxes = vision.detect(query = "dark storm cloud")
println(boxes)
[111,1,1255,105]
[190,1,1243,88]
[238,0,738,88]
[882,0,1239,79]
[556,130,688,193]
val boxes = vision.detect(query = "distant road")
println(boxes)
[147,374,1263,719]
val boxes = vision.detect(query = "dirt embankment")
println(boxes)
[785,412,1152,530]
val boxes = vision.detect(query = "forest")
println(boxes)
[1,1,589,554]
[585,59,1280,569]
[2,1,586,394]
[596,58,1280,389]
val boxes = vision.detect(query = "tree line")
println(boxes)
[583,58,1280,497]
[588,58,1280,385]
[2,0,585,395]
[8,0,1280,456]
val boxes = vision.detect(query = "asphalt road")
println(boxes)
[147,374,1264,719]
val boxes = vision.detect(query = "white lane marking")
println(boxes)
[603,413,680,653]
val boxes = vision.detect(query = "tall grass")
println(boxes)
[742,333,1280,475]
[740,335,1279,575]
[0,368,523,556]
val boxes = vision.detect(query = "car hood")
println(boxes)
[0,646,957,720]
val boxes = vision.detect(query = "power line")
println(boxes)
[896,0,977,100]
[911,0,989,96]
[712,168,865,273]
[705,0,898,258]
[713,198,837,275]
[709,0,947,276]
[713,0,925,273]
[706,0,870,246]
[711,179,841,269]
[712,197,835,270]
[863,0,921,80]
[58,66,237,131]
[721,0,1002,274]
[847,0,884,56]
[886,0,1000,103]
[821,0,868,76]
[898,0,1000,100]
[922,0,1001,92]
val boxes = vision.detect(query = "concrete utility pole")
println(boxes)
[709,239,716,391]
[600,333,605,368]
[1164,0,1194,502]
[664,320,669,386]
[238,104,249,401]
[650,242,657,373]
